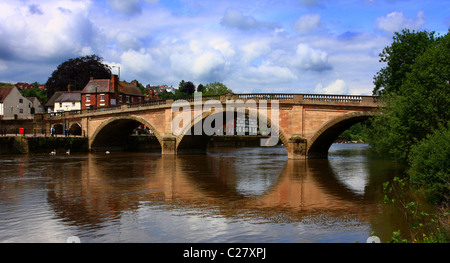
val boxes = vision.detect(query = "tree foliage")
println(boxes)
[197,84,205,93]
[178,80,196,95]
[367,30,449,205]
[367,30,449,161]
[160,81,232,100]
[372,29,438,96]
[19,87,47,105]
[45,55,111,99]
[408,122,450,204]
[202,82,232,95]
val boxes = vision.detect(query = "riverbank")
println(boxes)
[0,136,88,154]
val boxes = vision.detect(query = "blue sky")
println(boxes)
[0,0,448,95]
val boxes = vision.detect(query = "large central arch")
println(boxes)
[307,111,376,158]
[176,108,289,154]
[90,116,163,152]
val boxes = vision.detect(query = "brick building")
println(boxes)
[80,75,144,109]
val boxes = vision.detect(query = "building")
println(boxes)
[145,84,177,100]
[26,97,44,114]
[44,90,81,113]
[80,75,145,109]
[236,116,258,135]
[54,93,81,112]
[15,82,35,90]
[0,86,36,120]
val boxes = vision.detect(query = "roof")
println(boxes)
[81,78,143,97]
[45,91,81,107]
[55,93,81,102]
[81,79,113,94]
[0,86,14,103]
[119,81,144,97]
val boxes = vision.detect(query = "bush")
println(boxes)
[408,123,450,204]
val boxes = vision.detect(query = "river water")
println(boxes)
[0,143,406,243]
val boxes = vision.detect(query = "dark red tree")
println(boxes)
[45,55,111,98]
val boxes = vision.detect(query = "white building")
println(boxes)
[236,116,257,135]
[54,93,81,112]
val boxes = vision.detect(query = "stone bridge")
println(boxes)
[34,93,382,159]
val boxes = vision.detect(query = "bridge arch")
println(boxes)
[52,123,64,135]
[89,116,163,152]
[307,111,376,158]
[69,122,82,136]
[176,108,289,154]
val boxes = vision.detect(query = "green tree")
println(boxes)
[202,82,232,95]
[372,29,438,96]
[408,123,450,204]
[19,87,47,105]
[45,54,111,99]
[178,80,186,91]
[179,81,196,95]
[367,30,450,162]
[197,84,205,93]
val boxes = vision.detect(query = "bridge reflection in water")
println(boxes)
[0,144,398,242]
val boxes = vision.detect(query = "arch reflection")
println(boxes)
[46,145,382,230]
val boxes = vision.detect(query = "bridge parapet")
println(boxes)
[37,93,381,121]
[236,93,379,105]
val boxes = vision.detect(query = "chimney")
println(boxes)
[67,84,72,92]
[111,74,119,100]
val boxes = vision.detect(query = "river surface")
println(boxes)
[0,143,407,243]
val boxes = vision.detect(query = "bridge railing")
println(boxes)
[126,99,167,109]
[40,93,380,119]
[237,94,294,101]
[182,94,222,102]
[302,94,363,103]
[236,93,379,104]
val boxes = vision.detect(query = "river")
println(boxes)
[0,143,406,243]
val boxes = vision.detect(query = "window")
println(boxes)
[86,94,91,102]
[119,95,123,102]
[59,103,62,107]
[100,94,105,101]
[72,102,75,106]
[138,97,142,103]
[19,99,23,103]
[126,96,130,103]
[19,109,23,113]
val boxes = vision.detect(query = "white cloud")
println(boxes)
[294,14,321,33]
[242,62,298,84]
[0,1,97,62]
[120,49,167,82]
[289,43,331,72]
[162,38,232,83]
[220,9,276,30]
[0,60,7,72]
[314,79,348,94]
[239,41,271,65]
[116,31,142,51]
[2,0,441,97]
[106,0,158,16]
[375,11,426,33]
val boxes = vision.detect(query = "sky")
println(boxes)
[0,0,448,95]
